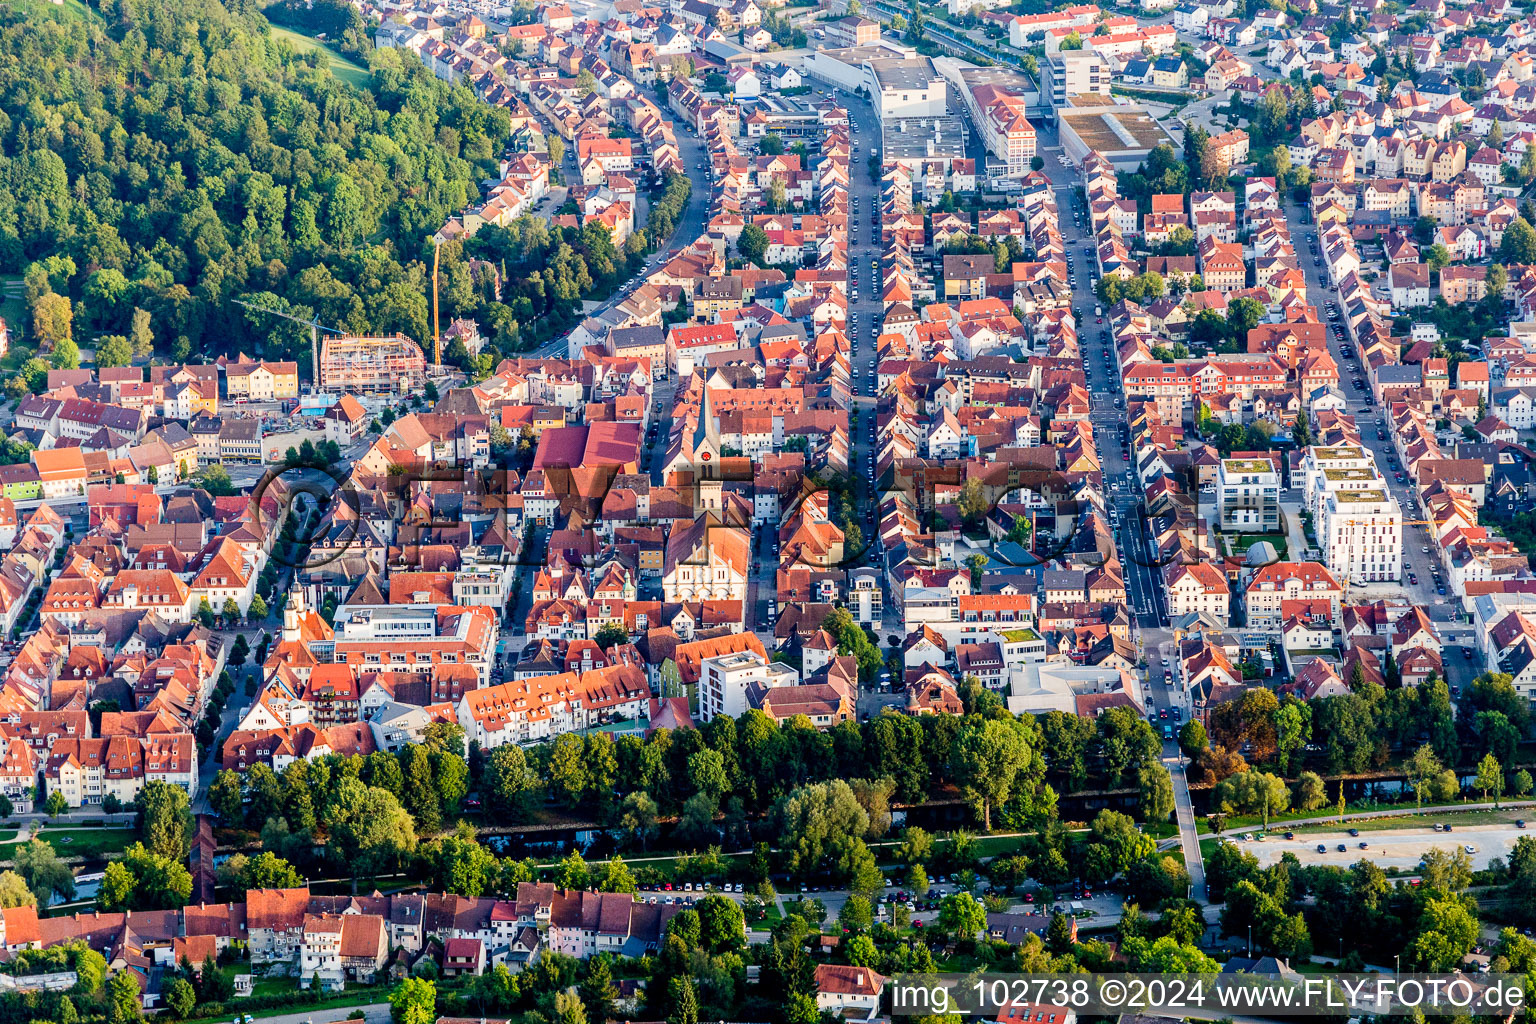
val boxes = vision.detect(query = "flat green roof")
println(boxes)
[1224,459,1275,473]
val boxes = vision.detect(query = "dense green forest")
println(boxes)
[0,0,658,377]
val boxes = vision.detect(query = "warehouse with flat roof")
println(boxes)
[1057,98,1177,170]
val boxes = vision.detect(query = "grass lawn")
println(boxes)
[185,984,394,1023]
[970,834,1026,860]
[0,275,26,376]
[0,826,134,861]
[12,0,100,23]
[747,902,782,931]
[935,953,986,972]
[1287,808,1528,835]
[1202,806,1531,836]
[1227,533,1287,559]
[1197,800,1406,833]
[268,25,371,90]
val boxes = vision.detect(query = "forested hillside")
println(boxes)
[0,0,555,370]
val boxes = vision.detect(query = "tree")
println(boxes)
[949,718,1033,831]
[1292,771,1327,812]
[546,732,590,808]
[1412,896,1479,970]
[484,744,537,823]
[1214,771,1290,821]
[1138,762,1175,823]
[391,977,437,1024]
[15,838,73,905]
[839,892,873,931]
[163,977,195,1019]
[100,843,193,910]
[1501,216,1536,264]
[1060,30,1083,49]
[1178,719,1209,759]
[326,777,418,875]
[767,177,787,212]
[1226,296,1265,342]
[248,593,268,621]
[130,308,154,360]
[109,969,141,1024]
[50,337,80,371]
[1127,855,1191,905]
[31,293,72,351]
[1405,742,1443,808]
[1477,752,1504,805]
[667,976,698,1024]
[193,465,235,497]
[580,956,618,1024]
[399,743,443,832]
[95,335,132,368]
[759,134,784,156]
[620,791,660,849]
[44,790,67,819]
[594,856,636,894]
[737,223,769,265]
[0,870,30,910]
[846,933,878,967]
[957,477,988,526]
[938,892,987,939]
[688,749,729,801]
[135,781,193,861]
[696,892,746,953]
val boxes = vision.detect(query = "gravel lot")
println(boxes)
[1241,823,1531,872]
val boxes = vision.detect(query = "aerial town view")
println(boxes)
[5,0,1536,1018]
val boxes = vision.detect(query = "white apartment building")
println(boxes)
[1044,51,1111,107]
[1319,488,1402,583]
[1217,457,1280,532]
[1299,444,1387,511]
[698,649,799,722]
[1300,445,1402,583]
[847,568,884,625]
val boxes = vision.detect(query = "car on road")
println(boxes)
[1284,831,1295,839]
[1337,843,1347,852]
[1359,842,1369,849]
[1465,844,1477,855]
[1316,844,1327,853]
[1348,828,1360,836]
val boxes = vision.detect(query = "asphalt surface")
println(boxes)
[535,123,714,360]
[249,1003,389,1024]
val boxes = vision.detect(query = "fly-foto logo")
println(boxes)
[245,451,1287,576]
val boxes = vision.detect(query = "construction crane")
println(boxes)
[233,299,344,394]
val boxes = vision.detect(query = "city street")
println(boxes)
[535,124,714,360]
[1283,192,1481,670]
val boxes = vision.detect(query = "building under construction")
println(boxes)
[320,334,427,394]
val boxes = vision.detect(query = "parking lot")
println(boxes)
[1238,822,1532,872]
